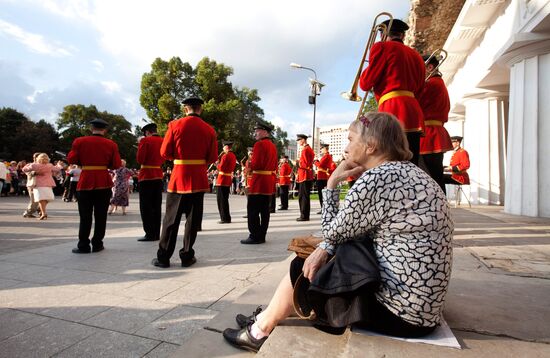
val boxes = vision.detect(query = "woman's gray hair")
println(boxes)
[349,112,413,161]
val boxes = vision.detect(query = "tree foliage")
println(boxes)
[56,104,138,167]
[0,107,60,161]
[140,56,287,161]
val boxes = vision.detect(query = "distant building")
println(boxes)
[318,124,349,162]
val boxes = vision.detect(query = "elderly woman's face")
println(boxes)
[345,127,368,166]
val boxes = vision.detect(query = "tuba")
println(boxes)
[341,12,393,120]
[425,49,448,80]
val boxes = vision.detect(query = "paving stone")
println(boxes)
[135,305,218,345]
[0,277,22,289]
[54,330,160,358]
[0,318,98,357]
[0,282,84,313]
[169,328,251,358]
[0,309,50,340]
[38,292,128,322]
[82,298,177,334]
[158,278,239,308]
[343,330,550,357]
[118,277,190,301]
[143,342,180,358]
[0,264,72,284]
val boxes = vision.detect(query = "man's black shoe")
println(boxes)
[240,237,265,245]
[217,220,231,224]
[236,306,262,328]
[181,257,197,268]
[277,206,288,210]
[137,236,158,242]
[316,210,322,215]
[151,258,170,268]
[296,217,309,222]
[92,246,104,253]
[222,324,267,353]
[72,247,91,254]
[242,215,248,218]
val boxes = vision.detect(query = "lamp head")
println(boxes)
[290,62,302,69]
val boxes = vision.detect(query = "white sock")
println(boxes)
[250,322,269,339]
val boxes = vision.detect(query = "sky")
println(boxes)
[0,0,411,138]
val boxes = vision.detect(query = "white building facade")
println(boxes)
[318,124,350,162]
[440,0,550,217]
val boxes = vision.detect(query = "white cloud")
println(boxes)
[0,19,72,57]
[92,60,104,72]
[100,80,121,94]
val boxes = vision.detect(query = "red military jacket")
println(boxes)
[216,151,237,187]
[418,75,453,155]
[449,148,470,185]
[248,138,278,195]
[161,114,218,193]
[359,39,425,133]
[314,153,333,180]
[137,134,164,181]
[297,144,314,183]
[278,162,292,186]
[67,134,122,190]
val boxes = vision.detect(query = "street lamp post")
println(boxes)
[290,63,324,153]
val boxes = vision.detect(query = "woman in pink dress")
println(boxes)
[22,153,61,220]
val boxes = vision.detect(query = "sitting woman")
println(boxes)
[223,112,453,352]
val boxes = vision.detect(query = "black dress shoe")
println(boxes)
[151,258,170,268]
[223,324,267,353]
[137,236,158,242]
[240,237,265,245]
[92,246,104,253]
[242,215,248,218]
[236,306,262,328]
[296,217,309,222]
[181,257,197,267]
[72,247,91,254]
[277,207,288,211]
[217,220,231,224]
[316,210,322,215]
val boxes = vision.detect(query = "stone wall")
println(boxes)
[406,0,466,55]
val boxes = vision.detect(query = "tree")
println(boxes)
[140,56,288,162]
[56,104,138,167]
[0,107,60,161]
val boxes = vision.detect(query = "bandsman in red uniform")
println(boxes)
[241,120,278,245]
[136,123,164,242]
[278,155,292,210]
[418,55,453,193]
[68,118,122,254]
[216,141,237,223]
[296,134,314,221]
[314,144,334,214]
[359,19,425,165]
[443,136,470,185]
[152,97,218,268]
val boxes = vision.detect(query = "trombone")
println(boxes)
[425,48,448,80]
[341,12,393,120]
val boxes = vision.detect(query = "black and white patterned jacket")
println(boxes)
[320,161,453,327]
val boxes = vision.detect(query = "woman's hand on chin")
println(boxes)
[327,160,366,189]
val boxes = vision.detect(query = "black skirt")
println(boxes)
[290,239,436,338]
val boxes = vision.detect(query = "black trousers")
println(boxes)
[270,193,276,213]
[157,192,204,263]
[67,181,79,201]
[406,132,421,166]
[317,179,327,208]
[279,185,289,209]
[298,180,313,219]
[77,189,111,250]
[139,179,163,240]
[421,153,446,194]
[216,185,231,222]
[247,194,271,242]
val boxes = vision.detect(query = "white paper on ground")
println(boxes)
[351,317,461,349]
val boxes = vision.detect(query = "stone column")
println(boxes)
[505,52,550,217]
[463,95,508,205]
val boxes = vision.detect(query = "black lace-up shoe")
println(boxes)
[222,324,267,353]
[151,258,170,268]
[236,306,262,328]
